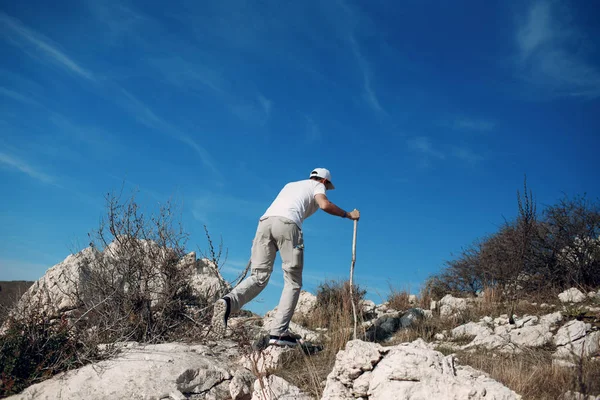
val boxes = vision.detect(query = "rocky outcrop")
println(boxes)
[321,339,521,400]
[439,294,468,317]
[554,320,600,360]
[6,341,247,400]
[447,312,563,353]
[8,239,228,324]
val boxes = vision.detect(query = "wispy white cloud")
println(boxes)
[116,88,221,177]
[0,151,57,185]
[408,137,446,160]
[517,1,553,57]
[348,34,387,116]
[0,87,39,106]
[0,12,95,81]
[408,137,484,166]
[0,14,223,176]
[150,56,229,95]
[515,1,600,98]
[150,56,273,126]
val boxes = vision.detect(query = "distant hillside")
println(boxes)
[0,280,34,322]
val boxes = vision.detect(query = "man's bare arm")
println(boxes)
[315,194,360,220]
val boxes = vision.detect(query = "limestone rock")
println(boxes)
[240,346,296,374]
[295,290,317,317]
[554,320,589,346]
[229,369,255,400]
[539,311,563,327]
[251,375,312,400]
[451,322,493,339]
[439,294,468,317]
[509,325,553,348]
[6,342,238,400]
[559,288,587,303]
[553,320,600,360]
[321,340,521,400]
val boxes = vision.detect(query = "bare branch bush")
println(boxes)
[426,179,600,301]
[75,189,217,344]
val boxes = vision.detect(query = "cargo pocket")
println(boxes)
[292,243,304,270]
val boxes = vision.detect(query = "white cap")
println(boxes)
[309,168,335,190]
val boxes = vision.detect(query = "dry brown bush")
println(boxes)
[387,288,411,312]
[75,190,221,344]
[427,180,600,302]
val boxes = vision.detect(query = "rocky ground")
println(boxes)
[2,243,599,400]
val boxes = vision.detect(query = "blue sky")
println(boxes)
[1,0,599,315]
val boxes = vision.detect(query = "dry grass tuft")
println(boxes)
[277,279,365,398]
[455,348,600,400]
[387,288,411,312]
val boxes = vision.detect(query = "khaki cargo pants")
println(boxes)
[225,216,304,336]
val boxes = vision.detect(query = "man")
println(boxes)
[211,168,360,346]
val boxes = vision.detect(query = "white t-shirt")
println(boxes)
[260,179,326,229]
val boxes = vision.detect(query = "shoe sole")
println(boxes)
[268,338,299,347]
[212,299,228,335]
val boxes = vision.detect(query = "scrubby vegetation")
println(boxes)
[0,190,229,398]
[0,310,95,395]
[425,180,600,300]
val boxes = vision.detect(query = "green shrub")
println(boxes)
[0,314,94,397]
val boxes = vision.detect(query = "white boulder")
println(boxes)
[553,320,600,359]
[509,325,553,348]
[321,339,521,399]
[539,311,563,327]
[251,375,312,400]
[558,288,587,303]
[294,290,317,317]
[451,322,493,339]
[240,345,296,374]
[439,295,468,318]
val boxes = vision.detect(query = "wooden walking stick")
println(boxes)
[349,218,358,340]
